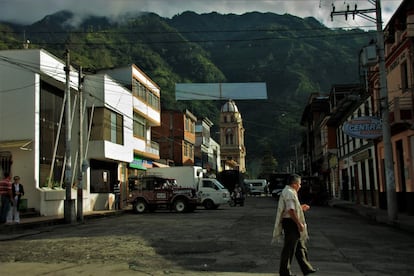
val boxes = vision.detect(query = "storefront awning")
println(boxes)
[0,139,32,150]
[153,161,169,168]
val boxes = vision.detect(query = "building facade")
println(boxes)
[195,117,221,174]
[0,49,161,216]
[152,109,196,166]
[301,0,414,215]
[100,65,161,176]
[374,0,414,213]
[0,49,80,215]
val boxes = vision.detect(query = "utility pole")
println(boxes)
[77,66,84,223]
[331,0,398,221]
[64,49,76,224]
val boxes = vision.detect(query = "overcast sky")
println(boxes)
[1,0,404,29]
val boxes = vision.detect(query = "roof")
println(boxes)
[221,100,239,112]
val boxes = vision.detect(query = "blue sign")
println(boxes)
[343,116,382,139]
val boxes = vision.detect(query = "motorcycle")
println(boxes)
[229,188,244,207]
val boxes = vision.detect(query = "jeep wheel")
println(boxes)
[174,199,187,213]
[203,199,215,210]
[133,200,147,214]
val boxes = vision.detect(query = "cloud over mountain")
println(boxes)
[2,0,402,30]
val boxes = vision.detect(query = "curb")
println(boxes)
[329,200,414,234]
[0,209,126,237]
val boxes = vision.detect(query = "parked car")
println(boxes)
[128,175,198,213]
[244,179,267,195]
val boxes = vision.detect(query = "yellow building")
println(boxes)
[219,100,246,173]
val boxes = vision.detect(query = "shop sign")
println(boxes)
[130,158,152,170]
[352,150,370,162]
[343,116,382,139]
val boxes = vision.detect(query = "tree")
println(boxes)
[259,150,278,176]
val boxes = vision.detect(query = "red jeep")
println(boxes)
[128,176,198,213]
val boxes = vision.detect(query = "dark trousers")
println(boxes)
[279,218,314,276]
[114,194,120,210]
[0,195,11,223]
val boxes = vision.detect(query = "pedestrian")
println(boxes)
[0,172,14,224]
[7,175,25,224]
[113,180,121,210]
[272,173,317,276]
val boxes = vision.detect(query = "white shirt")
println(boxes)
[14,183,20,200]
[282,199,296,218]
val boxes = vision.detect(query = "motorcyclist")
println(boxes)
[230,184,244,206]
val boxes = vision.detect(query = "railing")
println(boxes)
[388,93,413,124]
[146,141,159,156]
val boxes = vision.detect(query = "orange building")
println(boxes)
[373,0,414,214]
[152,109,197,166]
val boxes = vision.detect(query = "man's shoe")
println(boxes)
[304,268,318,275]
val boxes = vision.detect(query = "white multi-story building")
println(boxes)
[0,49,160,216]
[195,117,221,174]
[0,49,80,216]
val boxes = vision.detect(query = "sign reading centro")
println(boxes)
[343,116,382,139]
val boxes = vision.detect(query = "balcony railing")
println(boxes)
[146,140,159,156]
[389,94,413,125]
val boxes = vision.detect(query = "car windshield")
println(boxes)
[212,179,225,189]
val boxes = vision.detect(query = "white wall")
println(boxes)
[0,49,81,216]
[84,74,134,163]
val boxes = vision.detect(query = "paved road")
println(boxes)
[1,196,414,275]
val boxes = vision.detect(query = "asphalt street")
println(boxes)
[1,196,414,276]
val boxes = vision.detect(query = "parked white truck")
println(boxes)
[147,166,230,209]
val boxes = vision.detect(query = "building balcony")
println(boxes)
[88,140,133,162]
[146,141,159,157]
[389,93,413,127]
[132,137,159,160]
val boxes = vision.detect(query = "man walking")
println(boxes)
[0,172,13,224]
[272,174,317,276]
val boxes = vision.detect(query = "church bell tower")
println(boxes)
[219,100,246,172]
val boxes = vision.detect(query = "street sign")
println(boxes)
[175,82,267,100]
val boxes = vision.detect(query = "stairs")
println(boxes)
[20,208,40,218]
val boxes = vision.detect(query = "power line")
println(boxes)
[2,25,375,35]
[19,31,374,47]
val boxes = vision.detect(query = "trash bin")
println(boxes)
[19,198,28,211]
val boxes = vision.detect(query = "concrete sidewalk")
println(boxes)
[0,209,125,240]
[329,199,414,234]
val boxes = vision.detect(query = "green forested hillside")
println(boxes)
[0,10,375,175]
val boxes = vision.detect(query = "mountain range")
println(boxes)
[0,10,376,176]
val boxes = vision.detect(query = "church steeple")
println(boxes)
[219,100,246,173]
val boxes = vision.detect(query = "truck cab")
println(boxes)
[198,178,230,209]
[128,176,198,213]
